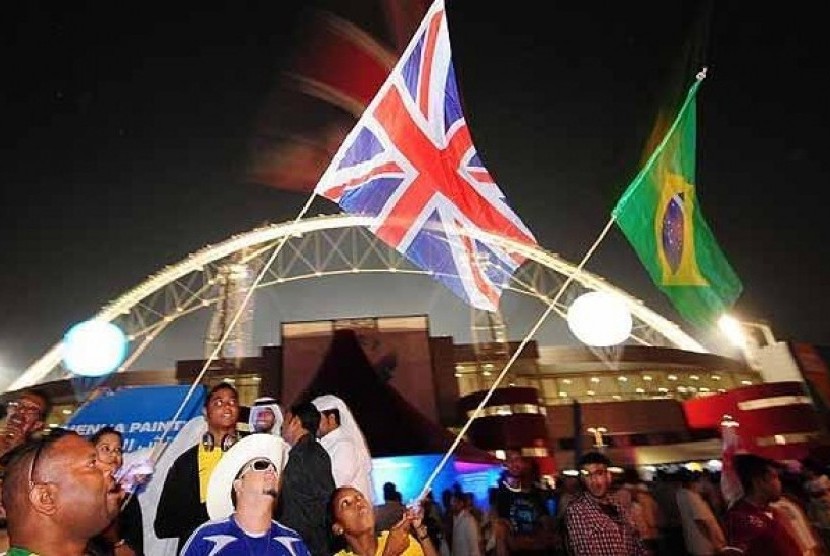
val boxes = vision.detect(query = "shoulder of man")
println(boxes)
[164,445,199,481]
[272,520,307,539]
[565,494,595,517]
[180,517,235,551]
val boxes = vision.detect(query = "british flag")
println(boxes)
[314,0,537,312]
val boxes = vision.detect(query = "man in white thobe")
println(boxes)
[311,395,374,502]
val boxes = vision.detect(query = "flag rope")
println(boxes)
[122,192,321,513]
[415,214,618,502]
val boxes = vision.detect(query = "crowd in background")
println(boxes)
[2,385,830,555]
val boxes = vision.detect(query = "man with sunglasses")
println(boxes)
[1,429,121,556]
[564,451,646,555]
[181,433,310,556]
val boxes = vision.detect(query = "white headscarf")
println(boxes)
[249,396,284,435]
[311,394,375,501]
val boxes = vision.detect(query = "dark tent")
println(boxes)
[295,328,499,464]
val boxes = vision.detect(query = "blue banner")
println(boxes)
[65,385,206,452]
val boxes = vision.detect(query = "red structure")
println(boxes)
[683,381,824,461]
[458,387,556,476]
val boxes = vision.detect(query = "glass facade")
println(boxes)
[455,362,762,405]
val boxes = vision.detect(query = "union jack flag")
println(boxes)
[314,0,537,311]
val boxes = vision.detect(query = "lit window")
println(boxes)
[590,377,600,383]
[643,375,652,381]
[617,376,628,382]
[587,390,596,396]
[668,375,678,381]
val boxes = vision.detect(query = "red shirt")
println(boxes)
[724,498,801,556]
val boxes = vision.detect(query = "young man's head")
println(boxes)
[504,449,529,481]
[449,492,466,514]
[203,382,240,435]
[735,454,783,504]
[578,451,613,500]
[2,429,121,552]
[281,401,321,446]
[382,481,398,502]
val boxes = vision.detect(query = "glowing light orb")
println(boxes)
[566,291,632,346]
[62,320,128,377]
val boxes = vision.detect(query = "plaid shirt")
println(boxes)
[564,493,646,556]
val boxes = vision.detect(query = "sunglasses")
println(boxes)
[238,458,276,478]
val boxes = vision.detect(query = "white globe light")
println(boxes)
[566,291,633,346]
[62,320,128,377]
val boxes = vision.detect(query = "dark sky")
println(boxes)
[1,1,827,388]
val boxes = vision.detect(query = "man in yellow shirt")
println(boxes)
[154,382,241,552]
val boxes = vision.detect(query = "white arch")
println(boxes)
[7,214,704,391]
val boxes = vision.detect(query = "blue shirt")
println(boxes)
[180,516,311,556]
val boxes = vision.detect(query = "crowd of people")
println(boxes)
[1,384,830,556]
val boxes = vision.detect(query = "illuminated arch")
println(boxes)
[8,214,703,390]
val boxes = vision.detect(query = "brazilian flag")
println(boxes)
[612,75,742,327]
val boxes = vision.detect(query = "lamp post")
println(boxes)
[717,315,777,371]
[587,426,608,450]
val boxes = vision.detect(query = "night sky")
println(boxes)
[1,1,827,389]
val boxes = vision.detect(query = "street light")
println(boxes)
[587,426,608,449]
[718,315,776,347]
[567,291,632,346]
[717,315,777,371]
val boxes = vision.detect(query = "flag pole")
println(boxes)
[415,215,617,502]
[119,193,320,512]
[147,192,319,461]
[613,68,706,217]
[417,68,710,500]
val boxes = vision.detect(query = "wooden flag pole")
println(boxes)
[415,215,617,502]
[150,192,319,457]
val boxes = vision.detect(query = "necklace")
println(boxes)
[502,479,524,493]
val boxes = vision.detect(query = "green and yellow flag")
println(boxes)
[612,75,742,327]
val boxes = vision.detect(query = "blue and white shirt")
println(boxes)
[180,515,311,556]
